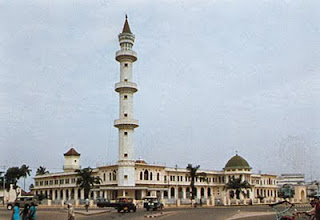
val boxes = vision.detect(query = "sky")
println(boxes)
[0,0,319,189]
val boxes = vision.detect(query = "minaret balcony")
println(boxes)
[115,81,138,93]
[115,50,137,62]
[114,119,139,128]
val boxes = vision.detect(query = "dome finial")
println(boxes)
[236,150,238,155]
[125,14,128,20]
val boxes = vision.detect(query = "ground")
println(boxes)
[0,205,311,220]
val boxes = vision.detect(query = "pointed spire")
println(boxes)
[122,14,132,34]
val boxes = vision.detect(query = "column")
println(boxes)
[182,187,186,199]
[81,189,84,200]
[62,189,66,201]
[52,189,56,201]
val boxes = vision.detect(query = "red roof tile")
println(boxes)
[64,148,80,156]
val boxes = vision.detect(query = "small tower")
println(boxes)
[63,148,81,172]
[114,15,139,187]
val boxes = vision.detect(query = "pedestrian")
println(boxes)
[11,202,20,220]
[85,198,89,212]
[21,204,29,220]
[28,202,36,220]
[67,203,75,220]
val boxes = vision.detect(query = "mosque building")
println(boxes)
[33,17,281,206]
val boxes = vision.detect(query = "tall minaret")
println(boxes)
[114,15,139,187]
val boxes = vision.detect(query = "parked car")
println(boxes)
[115,196,136,213]
[143,196,164,211]
[7,196,39,210]
[96,198,114,208]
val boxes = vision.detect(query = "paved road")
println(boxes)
[0,205,310,220]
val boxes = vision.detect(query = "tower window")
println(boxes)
[124,95,128,99]
[124,63,128,67]
[124,79,128,82]
[124,113,128,117]
[124,175,128,179]
[124,153,128,157]
[124,132,128,136]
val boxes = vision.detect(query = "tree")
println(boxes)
[76,167,101,199]
[4,165,32,194]
[225,176,251,199]
[186,164,206,200]
[20,164,32,191]
[36,166,49,176]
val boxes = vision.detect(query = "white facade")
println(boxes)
[33,17,280,206]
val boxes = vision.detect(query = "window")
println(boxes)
[60,179,64,184]
[124,153,128,157]
[65,179,70,184]
[124,113,128,117]
[124,63,128,67]
[71,178,76,184]
[49,180,53,185]
[124,95,128,99]
[103,173,106,181]
[150,172,153,181]
[124,175,128,179]
[144,170,149,180]
[74,160,77,163]
[157,173,160,181]
[113,170,117,181]
[124,132,128,136]
[140,172,143,180]
[54,180,58,185]
[124,79,128,82]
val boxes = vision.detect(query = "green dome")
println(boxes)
[224,154,251,170]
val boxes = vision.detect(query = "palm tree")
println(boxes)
[76,167,101,199]
[20,164,32,191]
[224,176,251,200]
[186,164,204,200]
[36,166,49,176]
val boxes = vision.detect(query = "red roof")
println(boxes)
[64,148,80,156]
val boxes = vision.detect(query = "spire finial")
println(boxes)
[121,14,132,34]
[236,150,238,155]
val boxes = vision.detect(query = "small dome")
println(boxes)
[224,154,251,170]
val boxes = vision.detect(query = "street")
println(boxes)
[0,205,282,220]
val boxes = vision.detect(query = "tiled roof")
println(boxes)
[64,148,80,156]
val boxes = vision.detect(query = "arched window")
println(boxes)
[157,173,160,181]
[150,172,153,180]
[170,187,175,198]
[103,173,106,182]
[144,170,149,180]
[109,173,112,181]
[208,188,211,197]
[140,172,143,180]
[113,170,117,181]
[186,187,190,198]
[201,187,205,197]
[178,187,183,199]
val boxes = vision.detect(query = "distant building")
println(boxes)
[33,16,280,206]
[277,174,305,186]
